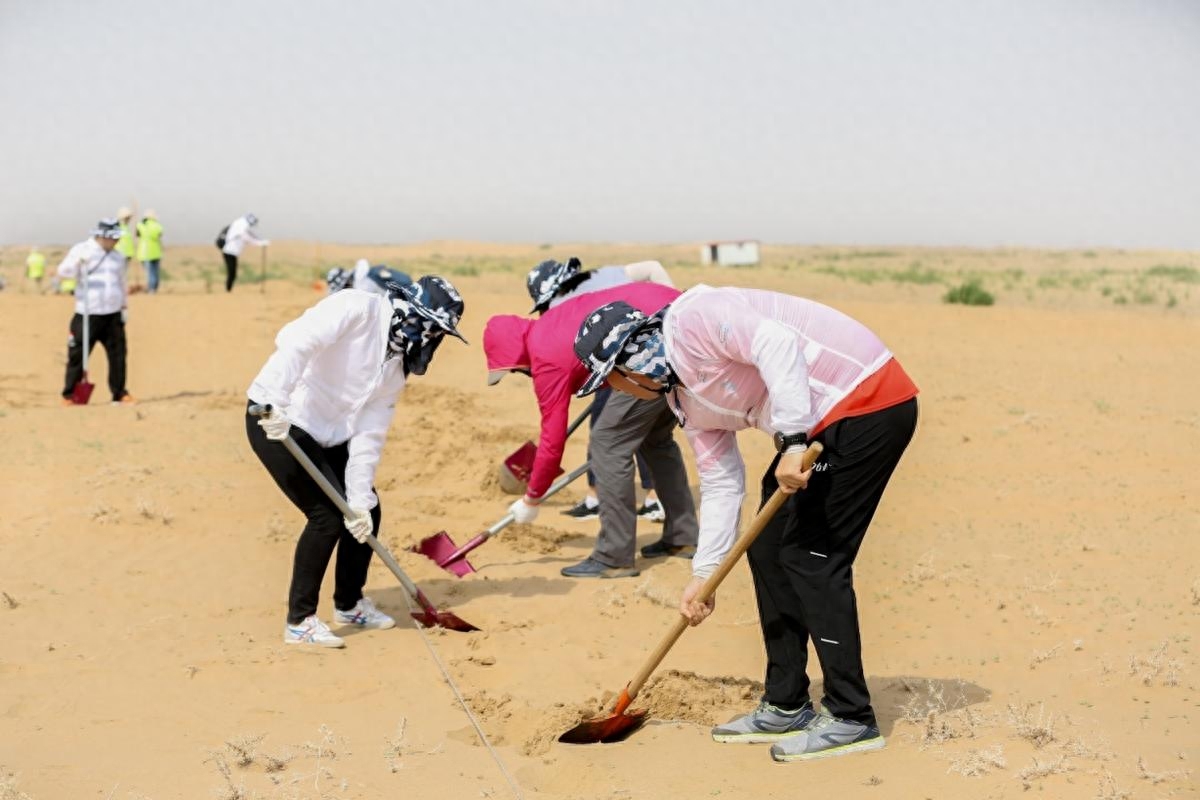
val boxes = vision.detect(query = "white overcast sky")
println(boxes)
[1,0,1197,248]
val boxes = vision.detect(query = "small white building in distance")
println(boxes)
[700,240,760,267]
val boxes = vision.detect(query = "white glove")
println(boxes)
[257,407,291,441]
[120,308,128,324]
[343,508,373,543]
[508,497,540,525]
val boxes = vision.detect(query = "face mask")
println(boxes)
[617,325,676,393]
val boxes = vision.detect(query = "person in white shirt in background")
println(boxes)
[221,213,270,292]
[245,275,467,648]
[525,256,675,521]
[56,219,135,405]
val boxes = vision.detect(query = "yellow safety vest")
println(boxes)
[137,218,163,261]
[26,252,46,278]
[117,222,135,258]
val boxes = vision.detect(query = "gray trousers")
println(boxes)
[589,392,699,567]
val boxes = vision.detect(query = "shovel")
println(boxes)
[415,462,589,577]
[559,443,824,744]
[499,402,593,495]
[70,255,98,405]
[248,404,478,632]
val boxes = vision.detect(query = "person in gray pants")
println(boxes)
[582,390,699,576]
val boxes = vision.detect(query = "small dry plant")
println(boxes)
[135,497,173,526]
[224,734,266,767]
[1135,755,1191,784]
[894,678,986,748]
[1006,703,1057,749]
[0,766,33,800]
[1128,640,1183,686]
[1029,643,1063,669]
[205,751,248,800]
[1095,768,1131,800]
[948,744,1007,776]
[1,592,17,610]
[1017,754,1072,788]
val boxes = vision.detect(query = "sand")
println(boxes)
[0,243,1197,799]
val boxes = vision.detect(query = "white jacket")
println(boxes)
[56,239,127,316]
[222,216,267,257]
[247,290,406,511]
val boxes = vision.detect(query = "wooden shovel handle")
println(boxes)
[624,442,824,701]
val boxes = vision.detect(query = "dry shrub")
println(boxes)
[1017,754,1072,788]
[1128,640,1184,687]
[948,744,1007,776]
[1135,755,1191,784]
[1006,703,1057,748]
[0,766,32,800]
[224,734,265,767]
[1096,768,1131,800]
[1029,643,1062,669]
[894,679,987,748]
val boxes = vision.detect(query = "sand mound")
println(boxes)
[639,670,765,725]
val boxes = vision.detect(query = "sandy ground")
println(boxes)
[0,243,1197,800]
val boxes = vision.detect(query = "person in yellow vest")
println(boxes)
[116,207,136,262]
[136,210,164,293]
[26,247,47,292]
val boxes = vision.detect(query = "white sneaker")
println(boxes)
[333,597,395,630]
[284,615,345,648]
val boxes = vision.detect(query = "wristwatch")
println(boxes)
[773,431,808,453]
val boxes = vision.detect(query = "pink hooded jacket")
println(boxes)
[662,285,916,577]
[484,282,680,499]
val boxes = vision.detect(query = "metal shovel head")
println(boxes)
[412,531,476,577]
[411,608,480,633]
[503,441,538,482]
[558,708,648,745]
[71,376,95,405]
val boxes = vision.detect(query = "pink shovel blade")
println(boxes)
[503,441,538,482]
[413,531,476,577]
[71,376,95,405]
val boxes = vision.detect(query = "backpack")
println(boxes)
[215,225,230,250]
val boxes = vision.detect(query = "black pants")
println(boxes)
[61,312,128,401]
[245,405,381,624]
[747,398,917,727]
[223,253,238,292]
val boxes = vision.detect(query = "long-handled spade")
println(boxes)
[249,404,478,633]
[415,461,590,577]
[70,252,107,405]
[559,443,824,744]
[499,402,594,494]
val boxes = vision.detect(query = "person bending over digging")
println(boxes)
[246,276,466,647]
[484,278,698,579]
[572,287,918,761]
[526,256,674,521]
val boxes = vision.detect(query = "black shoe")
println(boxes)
[561,499,599,520]
[636,499,666,522]
[560,557,640,579]
[640,539,696,559]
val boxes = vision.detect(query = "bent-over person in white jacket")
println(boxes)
[246,276,466,648]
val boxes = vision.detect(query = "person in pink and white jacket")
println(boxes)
[573,285,918,763]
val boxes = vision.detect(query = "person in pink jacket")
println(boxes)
[573,286,918,762]
[484,281,698,578]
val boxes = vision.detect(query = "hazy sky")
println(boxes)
[2,1,1198,248]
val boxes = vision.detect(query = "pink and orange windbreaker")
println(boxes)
[485,282,680,500]
[662,285,918,577]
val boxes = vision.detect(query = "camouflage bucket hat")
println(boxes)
[572,301,650,397]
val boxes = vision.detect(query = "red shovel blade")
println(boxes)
[71,376,95,405]
[503,441,538,482]
[410,608,480,633]
[558,690,648,744]
[412,531,477,577]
